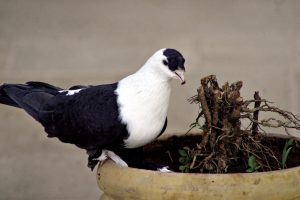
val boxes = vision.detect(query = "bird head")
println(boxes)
[145,48,186,85]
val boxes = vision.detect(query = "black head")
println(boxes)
[162,48,185,72]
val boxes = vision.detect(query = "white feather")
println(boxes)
[158,166,173,173]
[116,49,173,148]
[59,89,83,96]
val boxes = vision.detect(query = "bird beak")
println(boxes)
[174,70,186,85]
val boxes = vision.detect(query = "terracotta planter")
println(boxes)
[96,133,300,199]
[97,156,300,200]
[97,159,300,200]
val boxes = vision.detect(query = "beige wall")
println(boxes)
[0,0,299,199]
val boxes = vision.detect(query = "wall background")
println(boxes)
[0,0,299,199]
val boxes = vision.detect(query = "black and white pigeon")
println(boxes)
[0,48,186,171]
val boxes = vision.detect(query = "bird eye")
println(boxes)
[163,60,168,66]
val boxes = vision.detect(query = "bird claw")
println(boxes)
[99,150,128,167]
[88,150,128,170]
[88,159,99,171]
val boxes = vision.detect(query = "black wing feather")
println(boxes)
[39,83,127,150]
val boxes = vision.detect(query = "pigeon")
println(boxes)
[0,48,186,170]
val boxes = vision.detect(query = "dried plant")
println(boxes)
[187,75,300,173]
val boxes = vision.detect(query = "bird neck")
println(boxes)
[135,61,171,85]
[117,61,172,106]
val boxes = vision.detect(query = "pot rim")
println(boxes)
[99,160,300,177]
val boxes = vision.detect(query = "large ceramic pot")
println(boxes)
[97,159,300,200]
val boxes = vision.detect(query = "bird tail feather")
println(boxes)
[0,82,62,121]
[0,84,20,108]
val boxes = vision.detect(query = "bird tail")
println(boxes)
[0,82,62,121]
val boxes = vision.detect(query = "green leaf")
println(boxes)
[246,155,260,173]
[282,146,293,168]
[179,165,186,171]
[248,155,256,169]
[282,139,294,168]
[178,149,188,157]
[286,139,294,146]
[179,157,186,164]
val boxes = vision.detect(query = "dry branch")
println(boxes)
[188,75,300,173]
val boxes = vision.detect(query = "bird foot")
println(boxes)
[99,150,128,167]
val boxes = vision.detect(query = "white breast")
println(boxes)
[116,73,171,148]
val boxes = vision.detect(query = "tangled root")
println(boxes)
[187,75,300,173]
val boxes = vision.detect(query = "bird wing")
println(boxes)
[39,83,128,150]
[1,81,127,151]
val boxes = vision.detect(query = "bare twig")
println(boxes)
[252,91,261,137]
[187,75,300,173]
